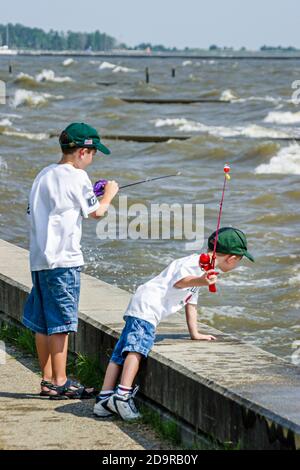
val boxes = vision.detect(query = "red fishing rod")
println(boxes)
[199,164,231,293]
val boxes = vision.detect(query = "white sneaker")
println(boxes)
[93,395,114,418]
[108,386,141,421]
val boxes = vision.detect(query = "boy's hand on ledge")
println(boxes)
[190,333,217,341]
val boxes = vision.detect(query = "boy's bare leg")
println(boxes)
[48,333,68,386]
[101,362,122,391]
[120,352,143,388]
[35,333,52,386]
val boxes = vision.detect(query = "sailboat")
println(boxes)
[0,45,17,55]
[0,25,17,55]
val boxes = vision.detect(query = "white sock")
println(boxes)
[117,385,133,396]
[99,389,114,400]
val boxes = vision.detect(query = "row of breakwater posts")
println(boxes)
[4,49,300,78]
[0,239,299,450]
[48,132,300,144]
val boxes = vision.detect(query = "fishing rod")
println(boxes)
[93,172,181,197]
[199,163,231,293]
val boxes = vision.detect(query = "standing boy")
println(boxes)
[94,227,254,420]
[23,122,119,399]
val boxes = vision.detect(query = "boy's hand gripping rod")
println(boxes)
[93,172,181,197]
[199,164,231,293]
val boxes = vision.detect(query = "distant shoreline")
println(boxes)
[2,49,300,60]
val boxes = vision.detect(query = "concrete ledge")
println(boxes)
[0,238,299,450]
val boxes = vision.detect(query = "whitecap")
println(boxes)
[11,89,63,108]
[99,61,116,70]
[112,65,137,73]
[152,118,293,139]
[0,112,22,119]
[220,89,239,102]
[14,72,38,86]
[264,111,300,125]
[235,95,282,104]
[289,273,300,285]
[36,69,73,83]
[62,58,75,66]
[182,60,193,66]
[0,118,13,128]
[255,143,300,175]
[0,156,8,171]
[2,130,50,141]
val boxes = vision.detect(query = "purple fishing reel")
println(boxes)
[93,179,108,197]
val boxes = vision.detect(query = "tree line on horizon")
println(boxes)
[0,23,298,52]
[0,23,120,51]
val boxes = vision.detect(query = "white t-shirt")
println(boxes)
[27,163,99,271]
[124,253,202,328]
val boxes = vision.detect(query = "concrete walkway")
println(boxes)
[0,345,174,450]
[1,238,300,449]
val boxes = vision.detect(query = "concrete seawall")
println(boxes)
[0,238,299,450]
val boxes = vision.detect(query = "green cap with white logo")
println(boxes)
[59,122,110,155]
[208,227,254,262]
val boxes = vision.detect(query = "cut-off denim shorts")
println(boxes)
[22,266,81,336]
[110,315,156,365]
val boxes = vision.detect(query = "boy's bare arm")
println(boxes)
[173,270,218,289]
[185,303,216,341]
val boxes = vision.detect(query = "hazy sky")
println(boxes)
[2,0,300,49]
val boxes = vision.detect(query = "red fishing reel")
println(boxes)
[199,253,218,293]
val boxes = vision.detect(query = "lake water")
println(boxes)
[0,54,299,361]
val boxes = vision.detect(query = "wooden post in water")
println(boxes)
[172,67,176,78]
[145,67,149,83]
[9,62,12,74]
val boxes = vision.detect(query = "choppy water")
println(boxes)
[0,55,299,361]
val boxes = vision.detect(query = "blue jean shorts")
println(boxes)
[110,316,156,365]
[22,266,81,336]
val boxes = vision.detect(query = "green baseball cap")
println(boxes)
[59,122,110,155]
[208,227,255,262]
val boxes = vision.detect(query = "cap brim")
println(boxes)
[244,251,255,262]
[95,142,111,155]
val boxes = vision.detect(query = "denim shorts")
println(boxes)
[22,266,81,336]
[110,316,156,365]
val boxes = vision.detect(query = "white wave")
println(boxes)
[14,72,37,85]
[154,118,191,128]
[2,130,49,140]
[196,60,216,65]
[255,144,300,175]
[11,89,63,108]
[235,95,282,104]
[112,65,137,73]
[220,89,239,102]
[182,60,193,66]
[152,118,293,139]
[0,156,8,171]
[289,273,300,285]
[0,112,22,119]
[0,118,13,127]
[36,69,73,83]
[62,58,75,66]
[219,277,275,287]
[264,111,300,125]
[99,61,116,70]
[240,125,291,139]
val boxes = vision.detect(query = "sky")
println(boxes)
[1,0,300,50]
